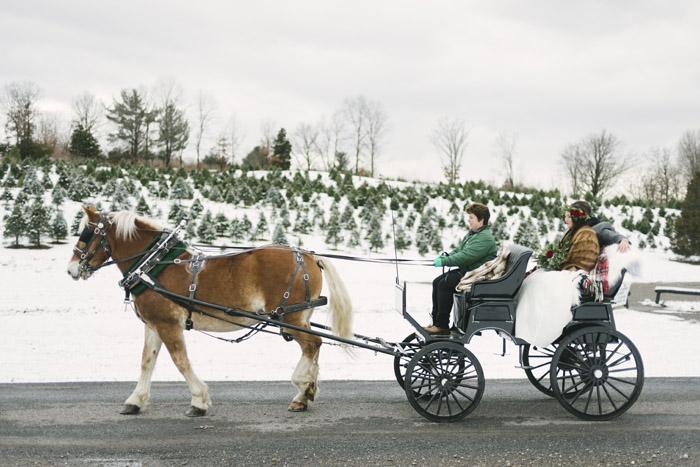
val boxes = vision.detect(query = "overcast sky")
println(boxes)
[2,0,700,191]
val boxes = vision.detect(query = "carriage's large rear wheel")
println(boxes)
[404,342,484,423]
[393,333,423,390]
[550,326,644,421]
[522,343,559,397]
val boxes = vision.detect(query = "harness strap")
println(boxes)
[185,254,206,330]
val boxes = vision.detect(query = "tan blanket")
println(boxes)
[456,245,510,292]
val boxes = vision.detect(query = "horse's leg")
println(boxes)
[158,323,211,417]
[287,321,322,412]
[121,324,162,415]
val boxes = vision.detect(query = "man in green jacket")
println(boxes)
[424,202,498,335]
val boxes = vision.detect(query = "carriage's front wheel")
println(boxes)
[404,342,484,423]
[550,326,644,421]
[393,333,423,390]
[522,343,559,397]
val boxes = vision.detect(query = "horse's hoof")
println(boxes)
[304,382,316,402]
[120,404,141,415]
[185,406,207,417]
[287,401,308,412]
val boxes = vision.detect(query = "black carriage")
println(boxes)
[392,244,644,423]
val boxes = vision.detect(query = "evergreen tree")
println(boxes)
[347,226,362,249]
[1,187,14,208]
[366,213,384,252]
[272,223,288,245]
[230,218,244,242]
[170,177,194,202]
[672,170,700,256]
[157,101,190,167]
[3,203,26,247]
[26,200,51,246]
[50,184,66,207]
[208,185,223,202]
[105,88,158,163]
[490,211,510,243]
[49,210,69,243]
[135,196,151,216]
[214,212,230,236]
[393,223,412,252]
[21,166,44,198]
[513,220,540,249]
[271,128,292,169]
[197,211,217,243]
[69,124,101,159]
[71,210,85,235]
[190,198,204,218]
[240,214,253,239]
[325,207,344,248]
[255,213,269,240]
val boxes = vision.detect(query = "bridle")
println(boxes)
[74,212,114,275]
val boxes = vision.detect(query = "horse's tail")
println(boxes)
[314,255,353,344]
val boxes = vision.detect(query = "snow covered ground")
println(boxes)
[1,240,699,384]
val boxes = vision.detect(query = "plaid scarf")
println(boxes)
[582,249,609,301]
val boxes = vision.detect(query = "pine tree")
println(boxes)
[393,223,412,252]
[272,224,288,245]
[197,211,217,243]
[26,200,51,246]
[190,198,204,219]
[271,128,292,169]
[71,210,85,235]
[366,213,384,252]
[490,211,510,243]
[230,218,243,242]
[325,207,344,248]
[1,187,14,208]
[672,170,700,256]
[214,212,230,236]
[135,196,151,216]
[3,203,26,247]
[49,210,69,243]
[240,214,253,239]
[170,177,194,202]
[255,213,269,240]
[513,220,540,249]
[69,124,101,159]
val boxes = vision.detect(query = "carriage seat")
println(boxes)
[452,244,533,333]
[465,244,533,301]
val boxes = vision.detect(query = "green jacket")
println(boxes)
[441,225,498,272]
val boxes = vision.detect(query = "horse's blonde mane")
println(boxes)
[111,211,163,240]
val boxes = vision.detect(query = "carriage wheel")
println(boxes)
[393,333,423,390]
[550,326,644,421]
[522,343,559,397]
[404,342,484,423]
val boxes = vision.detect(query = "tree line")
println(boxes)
[2,80,700,206]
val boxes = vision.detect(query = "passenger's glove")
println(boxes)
[433,256,445,267]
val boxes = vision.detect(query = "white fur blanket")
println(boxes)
[514,244,641,347]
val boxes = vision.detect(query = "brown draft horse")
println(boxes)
[67,205,353,416]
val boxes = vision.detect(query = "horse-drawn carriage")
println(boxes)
[68,207,643,423]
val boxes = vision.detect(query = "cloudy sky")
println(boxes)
[2,0,699,191]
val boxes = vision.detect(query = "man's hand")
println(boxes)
[617,239,631,253]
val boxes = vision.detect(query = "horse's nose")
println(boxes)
[67,260,81,280]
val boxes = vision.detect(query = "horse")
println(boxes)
[67,205,353,416]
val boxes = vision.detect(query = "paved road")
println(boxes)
[1,378,699,466]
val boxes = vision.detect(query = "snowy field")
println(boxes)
[1,241,700,384]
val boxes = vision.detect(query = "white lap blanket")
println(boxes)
[514,269,583,347]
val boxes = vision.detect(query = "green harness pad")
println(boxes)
[123,237,189,295]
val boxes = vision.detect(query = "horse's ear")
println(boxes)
[82,204,99,221]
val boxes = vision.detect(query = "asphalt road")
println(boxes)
[1,378,699,466]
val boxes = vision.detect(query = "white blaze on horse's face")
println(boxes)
[67,258,84,280]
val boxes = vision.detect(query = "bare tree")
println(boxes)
[259,119,277,151]
[560,130,632,198]
[1,81,41,145]
[639,146,683,203]
[678,128,700,179]
[194,91,217,169]
[560,142,585,195]
[365,99,389,178]
[317,110,346,171]
[493,131,519,190]
[292,122,319,171]
[71,92,103,133]
[227,113,245,166]
[431,117,469,186]
[343,95,369,175]
[37,112,69,157]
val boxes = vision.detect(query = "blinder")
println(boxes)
[74,213,114,273]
